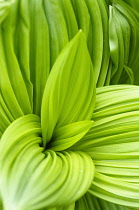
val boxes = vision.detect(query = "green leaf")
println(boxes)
[109,5,125,84]
[0,1,32,119]
[70,85,139,207]
[114,0,139,85]
[122,0,139,14]
[41,31,96,147]
[47,203,75,210]
[0,115,95,210]
[71,85,139,149]
[97,0,110,87]
[93,85,139,118]
[89,172,139,208]
[0,0,12,24]
[70,0,90,38]
[49,120,93,151]
[43,0,69,67]
[75,193,131,210]
[85,0,103,84]
[29,0,50,115]
[13,0,33,110]
[58,0,78,40]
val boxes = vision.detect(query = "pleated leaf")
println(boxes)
[85,0,103,84]
[0,115,95,210]
[0,0,12,24]
[41,31,96,147]
[71,85,139,150]
[109,5,125,84]
[49,120,93,151]
[29,0,50,115]
[89,172,139,208]
[13,0,33,109]
[93,85,139,119]
[123,0,139,13]
[43,0,69,68]
[70,0,90,38]
[70,85,139,207]
[97,0,110,87]
[114,0,139,85]
[58,0,78,40]
[75,193,131,210]
[0,0,32,133]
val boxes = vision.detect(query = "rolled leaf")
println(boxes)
[0,115,95,210]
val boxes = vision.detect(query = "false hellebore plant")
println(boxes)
[0,0,139,210]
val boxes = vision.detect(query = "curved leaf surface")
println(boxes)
[0,115,95,210]
[41,31,95,147]
[49,120,93,151]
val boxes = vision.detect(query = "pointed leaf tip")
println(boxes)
[41,31,96,147]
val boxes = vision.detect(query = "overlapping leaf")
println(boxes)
[70,0,90,38]
[0,0,32,111]
[49,120,93,151]
[0,0,139,209]
[70,85,139,207]
[89,172,139,208]
[58,0,78,40]
[43,0,69,68]
[109,5,127,84]
[75,193,131,210]
[97,0,110,87]
[85,0,103,84]
[41,31,96,147]
[0,115,95,210]
[109,0,139,85]
[0,0,32,136]
[16,0,50,116]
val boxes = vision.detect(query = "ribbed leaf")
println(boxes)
[96,0,110,87]
[122,0,139,14]
[29,0,50,115]
[0,115,95,210]
[70,0,90,38]
[93,85,139,118]
[84,0,103,84]
[75,193,131,210]
[58,0,78,40]
[109,5,125,84]
[0,0,12,24]
[13,0,33,109]
[0,29,23,134]
[41,31,95,147]
[70,85,139,207]
[49,120,93,151]
[71,110,139,152]
[43,0,69,67]
[114,0,139,85]
[71,85,139,149]
[89,172,139,208]
[0,0,32,129]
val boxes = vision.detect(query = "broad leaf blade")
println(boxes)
[41,31,96,147]
[0,115,95,210]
